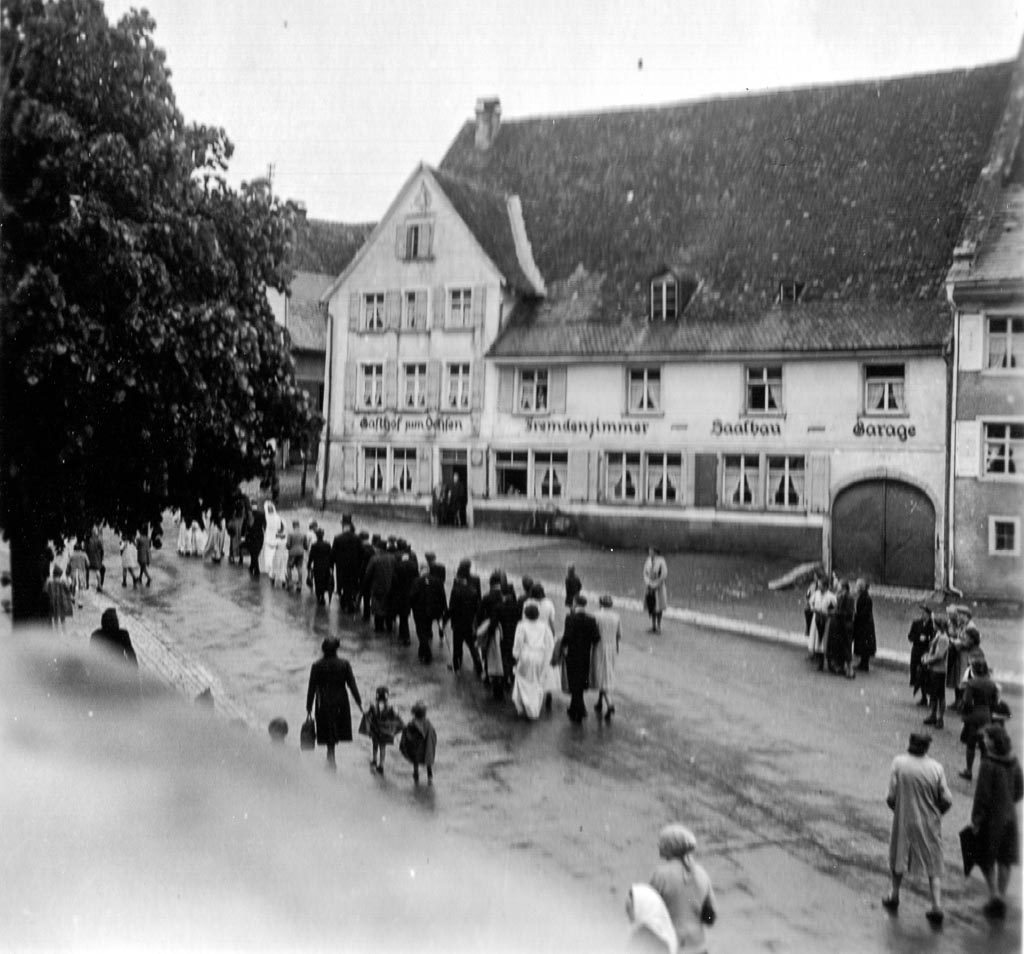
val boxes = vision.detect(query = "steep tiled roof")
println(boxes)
[961,186,1024,285]
[440,61,1016,356]
[284,296,328,352]
[290,218,374,275]
[431,168,540,294]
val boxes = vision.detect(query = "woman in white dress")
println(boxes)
[260,502,283,579]
[807,576,836,670]
[529,583,561,705]
[512,602,555,720]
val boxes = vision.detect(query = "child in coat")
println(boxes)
[399,699,437,785]
[359,686,404,775]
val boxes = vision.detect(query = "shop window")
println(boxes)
[363,292,385,331]
[989,516,1020,556]
[986,316,1024,370]
[392,448,417,493]
[446,363,471,410]
[495,450,528,495]
[724,454,760,508]
[983,422,1024,477]
[864,364,905,414]
[403,363,427,409]
[534,452,567,500]
[360,364,384,409]
[645,453,681,503]
[448,288,473,328]
[746,366,782,414]
[363,447,386,491]
[606,452,641,502]
[767,455,805,508]
[518,369,549,413]
[628,367,661,414]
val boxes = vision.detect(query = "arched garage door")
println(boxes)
[832,480,935,588]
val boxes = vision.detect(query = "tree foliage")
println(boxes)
[1,0,315,578]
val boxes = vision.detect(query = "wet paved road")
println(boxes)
[107,531,1020,954]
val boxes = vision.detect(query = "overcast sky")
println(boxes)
[102,0,1022,223]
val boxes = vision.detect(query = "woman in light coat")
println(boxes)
[643,547,668,633]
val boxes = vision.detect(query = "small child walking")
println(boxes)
[359,686,404,774]
[399,699,437,785]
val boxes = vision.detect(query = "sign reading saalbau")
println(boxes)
[358,414,465,434]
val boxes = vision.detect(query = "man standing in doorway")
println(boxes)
[450,471,467,527]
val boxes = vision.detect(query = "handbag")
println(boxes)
[300,715,316,751]
[959,825,980,877]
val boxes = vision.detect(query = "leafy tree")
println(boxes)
[1,0,316,619]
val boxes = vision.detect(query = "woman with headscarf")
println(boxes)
[512,602,555,720]
[642,548,668,633]
[649,824,716,953]
[259,502,283,581]
[959,658,999,781]
[626,883,678,953]
[971,723,1024,919]
[306,636,362,771]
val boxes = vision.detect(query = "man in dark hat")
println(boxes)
[331,518,362,613]
[907,602,935,707]
[559,594,600,723]
[409,562,448,664]
[424,551,446,586]
[91,607,137,667]
[307,527,334,605]
[391,547,419,646]
[449,559,483,677]
[306,636,362,771]
[883,732,952,927]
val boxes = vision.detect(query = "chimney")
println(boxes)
[474,97,501,151]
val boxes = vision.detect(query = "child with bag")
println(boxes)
[399,700,437,785]
[359,686,405,775]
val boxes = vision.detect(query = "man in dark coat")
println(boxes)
[449,472,468,527]
[497,576,522,690]
[91,607,137,667]
[409,563,448,664]
[448,560,482,676]
[907,603,935,706]
[391,549,419,646]
[364,542,396,634]
[476,572,506,699]
[306,636,362,770]
[245,506,265,579]
[331,519,363,613]
[358,532,375,621]
[425,551,446,586]
[560,595,600,723]
[307,528,334,605]
[853,578,877,673]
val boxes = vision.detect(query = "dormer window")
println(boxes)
[650,274,678,321]
[778,279,804,304]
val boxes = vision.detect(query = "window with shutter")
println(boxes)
[497,367,515,413]
[472,285,487,326]
[986,316,1024,370]
[807,453,830,513]
[954,420,981,478]
[445,362,470,411]
[341,445,358,492]
[982,421,1024,479]
[958,314,984,372]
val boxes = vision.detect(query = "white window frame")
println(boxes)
[745,365,783,416]
[533,451,567,501]
[363,292,385,331]
[402,362,428,409]
[605,451,641,502]
[404,222,430,262]
[650,276,678,321]
[985,315,1024,372]
[518,368,549,414]
[445,362,471,411]
[723,453,762,509]
[982,420,1024,481]
[644,452,682,504]
[627,367,662,415]
[989,516,1021,557]
[863,363,906,416]
[448,287,473,328]
[362,446,387,492]
[494,450,529,496]
[403,288,428,330]
[359,363,384,410]
[766,454,805,510]
[391,447,417,494]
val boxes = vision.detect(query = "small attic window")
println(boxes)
[651,275,678,321]
[778,279,804,304]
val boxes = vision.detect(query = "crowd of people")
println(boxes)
[803,572,877,678]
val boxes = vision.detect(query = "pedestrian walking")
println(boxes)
[399,700,437,785]
[511,602,555,720]
[448,559,483,677]
[476,572,506,699]
[449,471,467,527]
[853,578,876,672]
[135,527,153,587]
[284,519,307,593]
[592,594,621,721]
[958,659,999,781]
[358,686,404,775]
[227,502,244,565]
[970,723,1024,918]
[649,824,717,954]
[498,572,521,689]
[830,579,855,678]
[882,731,953,926]
[331,518,362,612]
[44,565,74,632]
[946,605,972,712]
[358,531,376,622]
[409,562,448,665]
[307,528,334,605]
[559,594,600,723]
[531,582,560,712]
[425,550,446,585]
[922,617,951,729]
[807,576,835,670]
[391,547,418,645]
[625,883,678,954]
[907,602,935,706]
[643,547,668,633]
[90,607,137,666]
[85,526,105,592]
[270,516,289,587]
[565,563,582,609]
[259,502,283,580]
[203,510,227,563]
[305,636,363,772]
[119,533,139,588]
[364,539,397,635]
[66,541,89,606]
[245,502,265,578]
